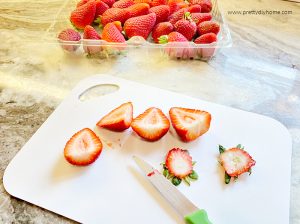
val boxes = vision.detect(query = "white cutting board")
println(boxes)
[4,75,292,224]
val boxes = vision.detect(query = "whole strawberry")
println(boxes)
[168,0,188,14]
[124,13,156,40]
[159,32,194,58]
[149,5,170,24]
[101,8,130,25]
[112,0,134,8]
[151,0,167,7]
[70,0,96,29]
[188,4,201,13]
[83,25,101,54]
[197,20,220,35]
[102,21,126,43]
[194,32,217,44]
[158,31,188,43]
[95,0,109,18]
[190,0,212,12]
[127,3,150,18]
[168,8,187,25]
[174,12,197,41]
[152,22,174,43]
[58,29,81,52]
[191,12,212,24]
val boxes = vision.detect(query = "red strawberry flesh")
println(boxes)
[131,107,170,141]
[169,107,211,142]
[64,128,103,166]
[97,102,132,131]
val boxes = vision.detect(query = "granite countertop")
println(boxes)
[0,0,299,223]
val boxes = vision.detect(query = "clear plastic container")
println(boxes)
[48,0,232,60]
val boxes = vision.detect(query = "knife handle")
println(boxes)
[184,209,212,224]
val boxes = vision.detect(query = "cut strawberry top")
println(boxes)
[97,102,133,131]
[169,107,211,142]
[165,148,193,178]
[220,148,256,177]
[64,128,102,166]
[131,107,170,141]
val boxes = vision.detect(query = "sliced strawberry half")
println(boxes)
[131,107,170,141]
[219,147,256,177]
[165,148,192,178]
[169,107,211,142]
[97,102,133,131]
[64,128,102,166]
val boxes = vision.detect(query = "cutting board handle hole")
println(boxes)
[78,84,120,101]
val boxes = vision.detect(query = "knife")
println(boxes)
[133,156,212,224]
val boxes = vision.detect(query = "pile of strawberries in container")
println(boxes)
[58,0,220,58]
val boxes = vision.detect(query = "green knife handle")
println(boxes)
[184,209,212,224]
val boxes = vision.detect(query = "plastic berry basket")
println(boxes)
[47,0,232,60]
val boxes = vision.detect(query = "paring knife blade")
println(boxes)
[133,156,212,224]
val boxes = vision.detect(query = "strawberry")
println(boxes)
[168,0,188,14]
[131,107,170,141]
[97,102,132,131]
[169,107,211,142]
[174,12,197,41]
[70,0,96,29]
[191,12,212,24]
[57,29,81,52]
[83,25,101,39]
[101,8,130,25]
[151,0,167,7]
[197,20,220,35]
[112,0,134,8]
[102,21,126,43]
[198,0,212,12]
[77,0,90,8]
[165,148,192,179]
[152,22,174,43]
[101,0,115,7]
[124,13,156,40]
[194,32,217,44]
[219,145,256,181]
[149,5,170,24]
[83,25,101,54]
[64,128,103,166]
[168,8,187,25]
[95,0,109,18]
[188,4,201,13]
[158,31,187,43]
[127,3,150,18]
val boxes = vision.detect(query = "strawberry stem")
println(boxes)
[158,35,169,44]
[184,12,192,20]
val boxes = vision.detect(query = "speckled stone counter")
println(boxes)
[0,0,299,223]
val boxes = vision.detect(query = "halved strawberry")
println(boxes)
[169,107,211,142]
[64,128,103,166]
[131,107,170,141]
[219,146,256,178]
[97,102,133,131]
[165,148,192,178]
